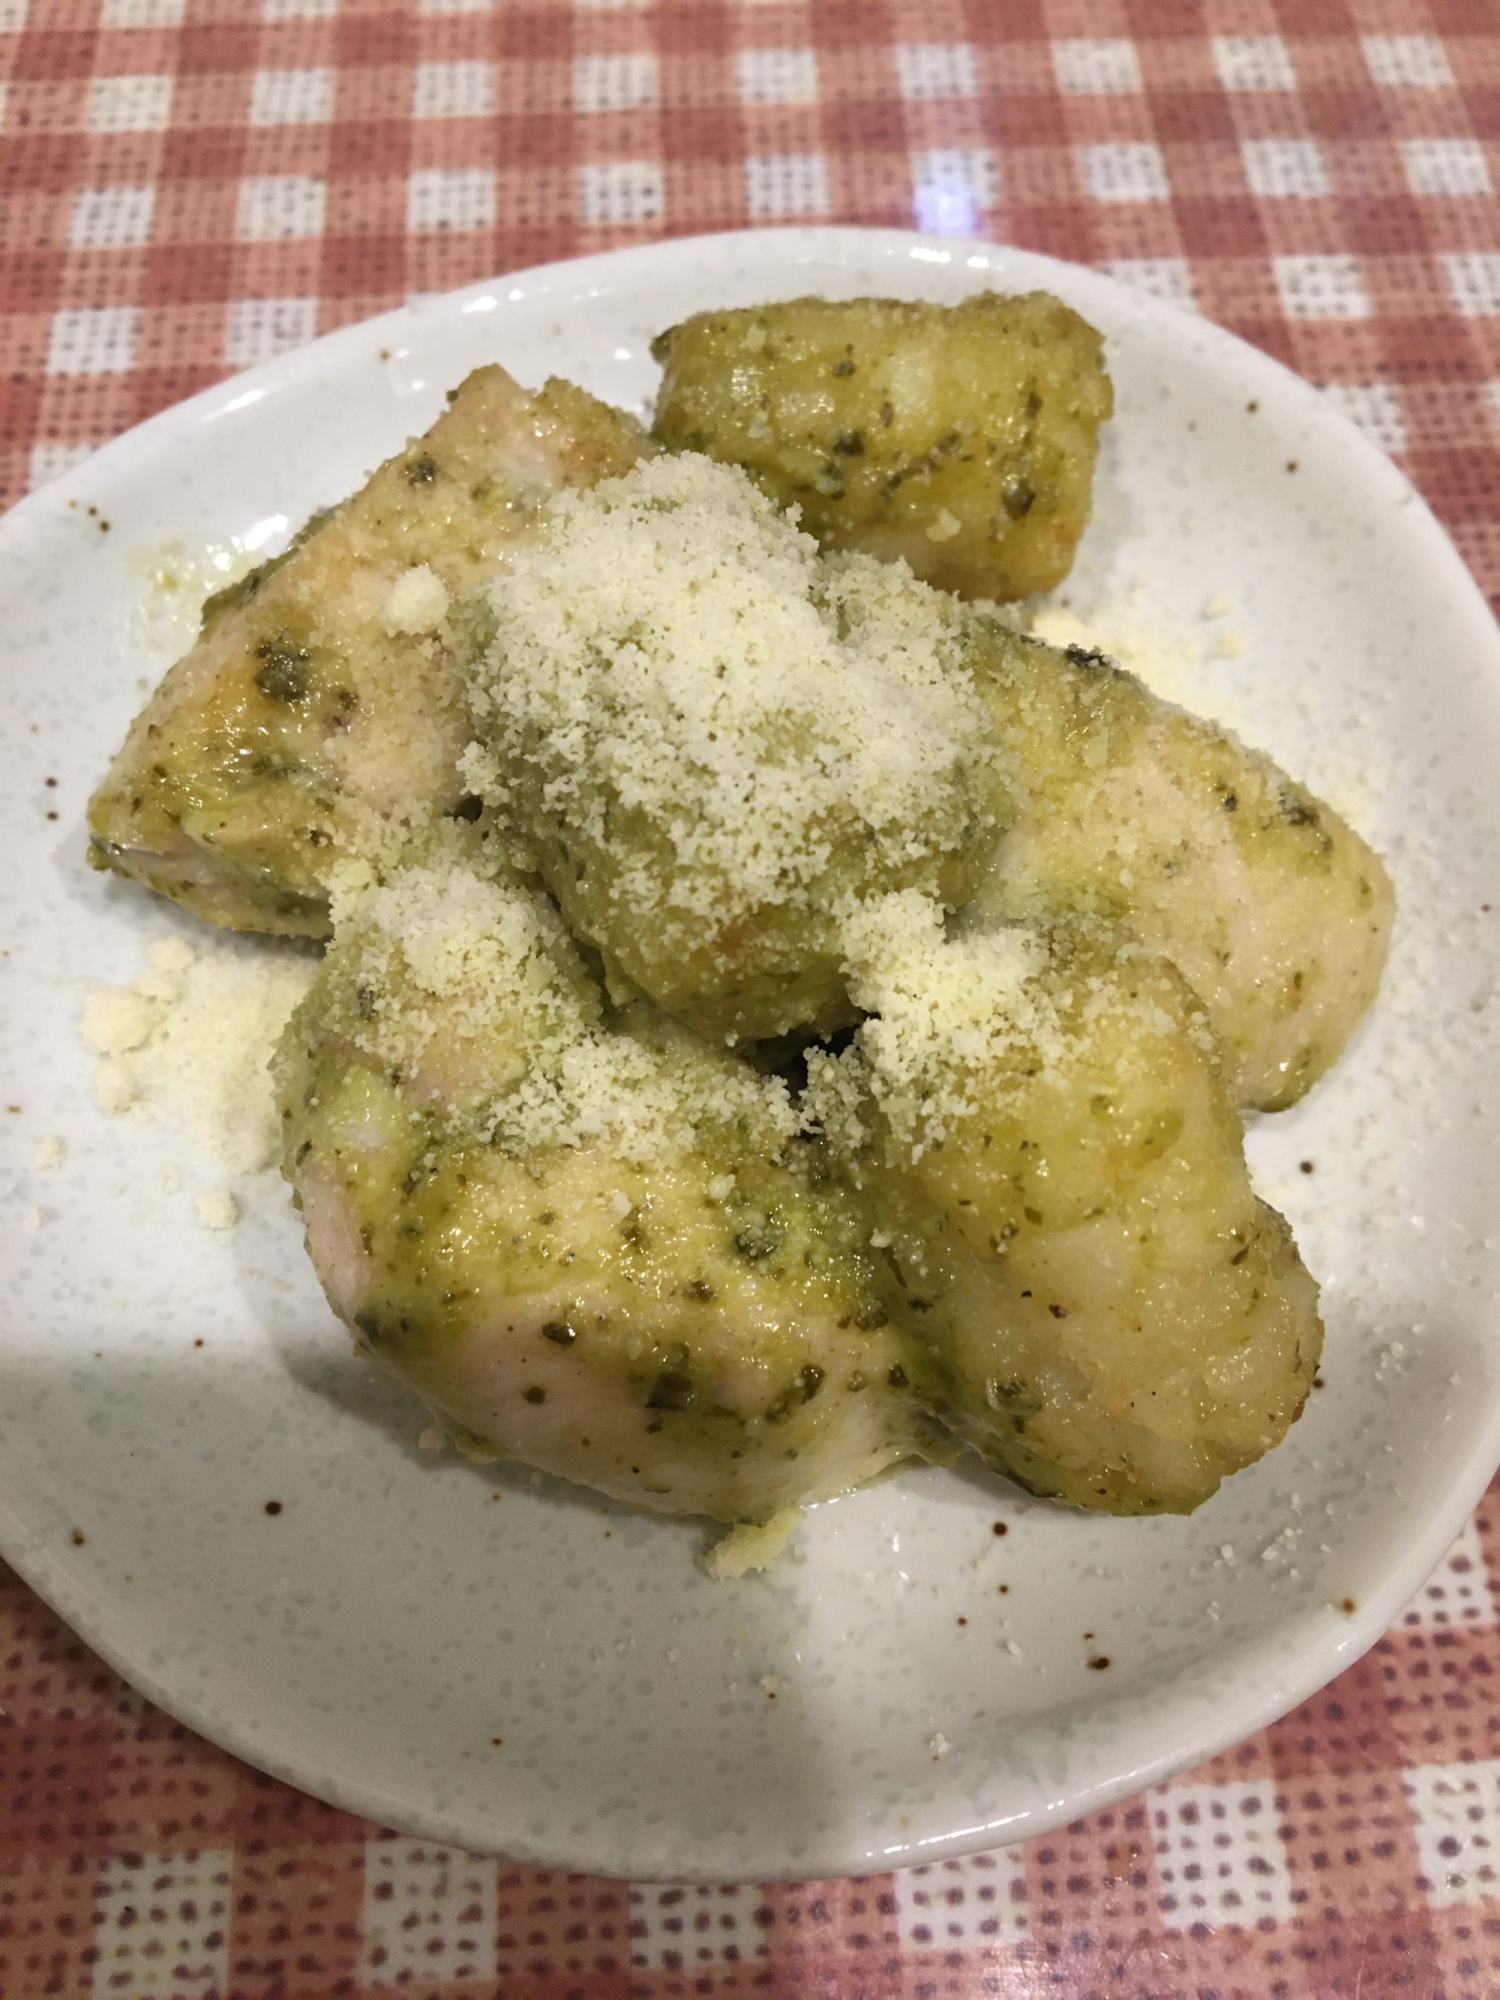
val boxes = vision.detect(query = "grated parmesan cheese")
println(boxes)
[458,455,1007,1034]
[330,856,800,1167]
[380,563,449,635]
[827,890,1060,1162]
[83,932,317,1174]
[702,1507,800,1578]
[196,1189,239,1231]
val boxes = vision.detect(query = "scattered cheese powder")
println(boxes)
[702,1507,800,1578]
[82,931,317,1174]
[459,455,1006,1025]
[380,563,449,635]
[1028,595,1203,707]
[822,890,1053,1162]
[332,857,799,1166]
[345,857,598,1088]
[196,1189,239,1231]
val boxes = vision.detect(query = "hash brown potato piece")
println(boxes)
[651,292,1112,600]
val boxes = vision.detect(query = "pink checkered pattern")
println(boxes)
[3,4,1500,1995]
[4,1490,1500,1998]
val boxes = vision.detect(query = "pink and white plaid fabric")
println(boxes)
[4,3,1500,1995]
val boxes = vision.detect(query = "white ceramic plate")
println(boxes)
[2,228,1498,1884]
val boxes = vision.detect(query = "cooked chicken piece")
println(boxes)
[88,370,647,936]
[275,855,947,1523]
[958,618,1394,1110]
[651,292,1112,600]
[461,455,1013,1044]
[809,894,1323,1515]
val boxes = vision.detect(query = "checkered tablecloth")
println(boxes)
[4,3,1500,1996]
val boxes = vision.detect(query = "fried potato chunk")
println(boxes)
[809,895,1323,1515]
[959,619,1394,1111]
[276,856,946,1523]
[651,293,1112,600]
[88,369,646,936]
[460,455,1013,1044]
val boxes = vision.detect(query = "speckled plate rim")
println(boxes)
[1,226,1498,1881]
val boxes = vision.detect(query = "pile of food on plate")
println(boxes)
[87,291,1394,1539]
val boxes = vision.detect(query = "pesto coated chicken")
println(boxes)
[91,293,1394,1537]
[809,896,1323,1514]
[957,619,1394,1110]
[276,855,945,1522]
[88,368,646,935]
[461,454,1014,1044]
[651,293,1112,600]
